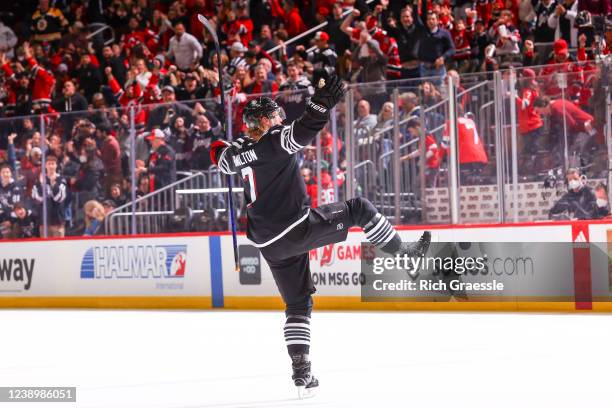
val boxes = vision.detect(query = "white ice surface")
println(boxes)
[0,310,610,408]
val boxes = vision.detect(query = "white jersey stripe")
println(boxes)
[380,228,396,243]
[376,226,396,244]
[280,123,303,154]
[284,323,311,329]
[250,209,310,248]
[286,340,310,345]
[365,216,387,239]
[218,148,236,175]
[370,223,393,243]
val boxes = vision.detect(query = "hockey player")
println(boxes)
[210,72,430,398]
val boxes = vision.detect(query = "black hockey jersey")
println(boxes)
[278,77,314,123]
[214,102,328,247]
[32,175,68,225]
[308,47,337,74]
[0,180,21,211]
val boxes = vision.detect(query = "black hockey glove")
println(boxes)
[308,70,346,114]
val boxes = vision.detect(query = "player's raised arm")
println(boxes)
[290,72,346,147]
[210,73,345,170]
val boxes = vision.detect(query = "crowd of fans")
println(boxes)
[0,0,609,238]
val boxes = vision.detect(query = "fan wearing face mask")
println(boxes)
[594,183,611,219]
[549,167,598,220]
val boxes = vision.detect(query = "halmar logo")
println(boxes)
[80,245,187,279]
[0,258,34,290]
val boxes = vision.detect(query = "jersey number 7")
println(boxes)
[241,166,257,204]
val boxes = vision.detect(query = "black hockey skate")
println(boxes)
[291,354,318,399]
[399,231,431,258]
[398,231,431,277]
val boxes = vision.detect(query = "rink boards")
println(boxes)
[1,220,612,312]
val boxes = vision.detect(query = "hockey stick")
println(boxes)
[197,14,240,273]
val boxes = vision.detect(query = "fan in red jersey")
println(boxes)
[441,113,488,184]
[342,10,401,79]
[514,68,544,176]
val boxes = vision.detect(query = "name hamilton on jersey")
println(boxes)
[214,100,330,246]
[232,149,259,167]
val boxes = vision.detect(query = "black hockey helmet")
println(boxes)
[242,97,284,129]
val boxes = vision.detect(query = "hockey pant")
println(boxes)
[259,197,400,356]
